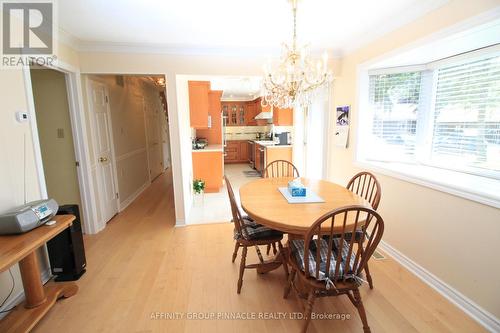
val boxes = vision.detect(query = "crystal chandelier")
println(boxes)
[262,0,332,109]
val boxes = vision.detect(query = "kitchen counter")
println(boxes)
[265,144,292,148]
[192,144,224,152]
[254,140,292,148]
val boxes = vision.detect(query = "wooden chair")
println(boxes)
[346,171,381,289]
[225,176,287,294]
[263,160,300,178]
[263,160,300,255]
[284,206,384,333]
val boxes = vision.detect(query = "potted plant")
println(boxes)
[193,179,205,205]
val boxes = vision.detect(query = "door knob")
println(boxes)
[99,157,108,163]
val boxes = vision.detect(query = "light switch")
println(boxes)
[57,128,65,138]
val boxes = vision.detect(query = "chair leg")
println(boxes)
[365,263,373,289]
[277,241,289,277]
[232,241,240,263]
[283,268,296,299]
[358,239,374,289]
[353,288,371,333]
[266,244,271,255]
[302,290,316,333]
[237,246,248,294]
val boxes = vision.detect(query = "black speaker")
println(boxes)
[47,204,87,281]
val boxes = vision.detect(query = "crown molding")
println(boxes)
[75,40,342,59]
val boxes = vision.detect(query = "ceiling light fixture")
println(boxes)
[261,0,332,109]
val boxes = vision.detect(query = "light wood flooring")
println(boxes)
[33,171,486,333]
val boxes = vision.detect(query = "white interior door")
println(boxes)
[144,97,163,180]
[88,79,118,223]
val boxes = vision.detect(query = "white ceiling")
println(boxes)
[58,0,449,56]
[210,77,262,101]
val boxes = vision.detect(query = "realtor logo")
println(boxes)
[1,0,57,68]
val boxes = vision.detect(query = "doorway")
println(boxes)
[86,79,119,223]
[29,67,83,220]
[85,74,172,219]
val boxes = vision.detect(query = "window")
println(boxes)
[367,72,422,162]
[360,50,500,181]
[431,56,500,175]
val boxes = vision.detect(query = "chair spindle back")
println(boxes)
[225,176,248,239]
[346,172,381,210]
[263,160,300,178]
[303,206,384,282]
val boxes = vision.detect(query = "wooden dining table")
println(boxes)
[239,177,370,273]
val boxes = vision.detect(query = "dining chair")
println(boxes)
[225,176,287,294]
[263,160,300,255]
[284,206,384,333]
[263,160,300,178]
[346,171,381,289]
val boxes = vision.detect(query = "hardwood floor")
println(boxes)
[32,170,486,333]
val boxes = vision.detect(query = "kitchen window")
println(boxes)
[357,46,500,207]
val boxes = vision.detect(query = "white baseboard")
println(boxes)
[118,181,150,212]
[175,218,185,227]
[378,241,500,333]
[0,268,52,320]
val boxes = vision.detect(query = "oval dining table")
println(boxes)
[239,177,370,274]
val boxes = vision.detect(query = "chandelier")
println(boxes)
[261,0,332,109]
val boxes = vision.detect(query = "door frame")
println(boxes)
[23,61,101,234]
[85,78,120,225]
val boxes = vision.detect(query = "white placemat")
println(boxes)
[278,187,325,204]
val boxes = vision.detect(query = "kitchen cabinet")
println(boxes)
[240,141,248,161]
[224,140,250,163]
[196,90,223,144]
[266,146,293,166]
[188,81,210,128]
[222,99,270,126]
[222,102,246,126]
[245,101,256,126]
[192,151,223,193]
[273,107,293,126]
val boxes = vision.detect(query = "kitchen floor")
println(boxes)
[188,163,259,224]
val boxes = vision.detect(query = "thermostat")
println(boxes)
[16,111,29,123]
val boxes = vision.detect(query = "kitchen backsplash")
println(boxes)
[224,125,272,140]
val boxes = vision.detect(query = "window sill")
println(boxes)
[355,160,500,209]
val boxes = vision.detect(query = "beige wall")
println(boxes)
[328,0,500,319]
[30,68,82,211]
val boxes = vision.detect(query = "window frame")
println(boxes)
[355,45,500,208]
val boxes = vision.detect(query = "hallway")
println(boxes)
[32,170,485,333]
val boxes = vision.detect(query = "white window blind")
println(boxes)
[360,49,500,180]
[430,55,500,175]
[367,72,422,162]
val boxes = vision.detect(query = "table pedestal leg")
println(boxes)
[19,252,47,308]
[0,251,78,333]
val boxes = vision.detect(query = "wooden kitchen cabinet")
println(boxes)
[245,101,256,125]
[196,90,223,144]
[266,146,293,166]
[240,141,249,161]
[192,151,223,193]
[224,140,250,163]
[188,81,210,128]
[273,107,293,126]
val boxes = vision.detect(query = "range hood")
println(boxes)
[254,106,273,120]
